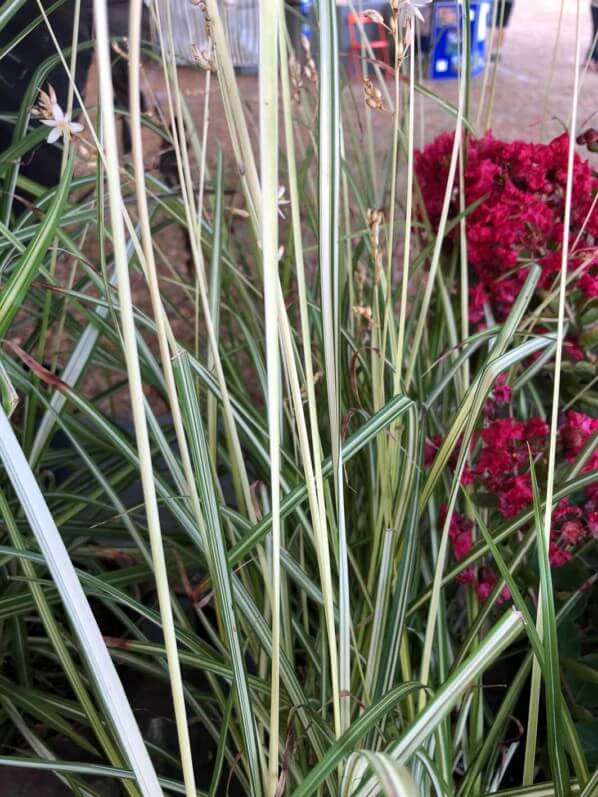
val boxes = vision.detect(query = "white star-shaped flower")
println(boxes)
[40,101,84,145]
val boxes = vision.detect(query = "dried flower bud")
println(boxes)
[229,206,250,219]
[367,208,384,283]
[577,127,598,153]
[112,41,130,60]
[355,262,367,303]
[304,57,318,85]
[289,53,304,104]
[33,84,57,119]
[362,77,384,111]
[395,36,407,64]
[352,304,374,327]
[355,262,367,286]
[191,43,216,71]
[277,185,290,219]
[362,9,385,24]
[289,54,302,81]
[195,1,212,37]
[367,207,384,228]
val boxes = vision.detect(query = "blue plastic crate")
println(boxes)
[429,0,492,80]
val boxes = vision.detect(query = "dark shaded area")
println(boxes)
[0,413,245,795]
[0,1,94,191]
[0,0,147,201]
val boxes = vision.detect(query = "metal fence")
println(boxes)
[150,0,259,67]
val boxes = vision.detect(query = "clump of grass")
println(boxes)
[0,1,595,796]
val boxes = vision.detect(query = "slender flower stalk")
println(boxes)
[93,1,195,795]
[260,0,281,792]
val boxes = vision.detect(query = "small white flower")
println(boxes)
[397,0,432,25]
[40,101,84,145]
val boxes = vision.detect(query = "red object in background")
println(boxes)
[347,11,391,79]
[415,132,598,324]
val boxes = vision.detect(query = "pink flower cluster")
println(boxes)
[415,133,598,323]
[426,382,598,602]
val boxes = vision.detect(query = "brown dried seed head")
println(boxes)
[367,208,384,248]
[304,57,318,84]
[289,54,304,103]
[367,208,384,283]
[355,262,367,289]
[289,54,302,81]
[352,304,374,327]
[33,84,57,119]
[367,207,384,228]
[191,43,216,71]
[362,78,383,111]
[195,1,212,36]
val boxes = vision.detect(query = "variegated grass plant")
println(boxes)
[0,0,595,796]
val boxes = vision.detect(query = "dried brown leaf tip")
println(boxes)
[362,77,385,111]
[3,341,69,391]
